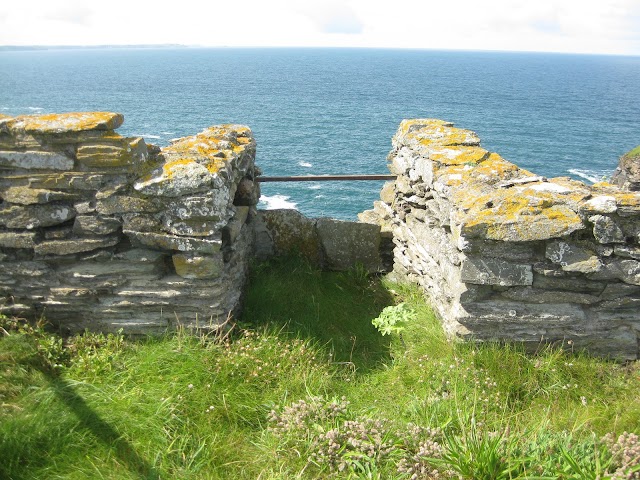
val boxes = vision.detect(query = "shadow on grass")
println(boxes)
[241,256,395,372]
[38,366,160,480]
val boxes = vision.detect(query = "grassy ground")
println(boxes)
[1,256,639,479]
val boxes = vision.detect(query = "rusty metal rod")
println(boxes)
[257,174,396,182]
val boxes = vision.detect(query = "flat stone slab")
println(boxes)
[1,112,124,134]
[0,231,38,249]
[460,256,533,286]
[172,253,224,279]
[34,235,120,255]
[1,186,79,205]
[125,230,222,254]
[0,204,76,229]
[0,151,74,171]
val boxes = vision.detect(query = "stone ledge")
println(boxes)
[0,112,124,134]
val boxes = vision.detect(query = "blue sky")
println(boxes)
[1,0,639,55]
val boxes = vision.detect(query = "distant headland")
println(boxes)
[0,44,188,52]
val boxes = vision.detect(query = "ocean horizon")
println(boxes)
[1,47,639,219]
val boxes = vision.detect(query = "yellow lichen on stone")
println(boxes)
[5,112,124,134]
[398,119,453,138]
[206,159,226,174]
[434,164,468,187]
[133,124,254,197]
[428,146,490,166]
[456,186,585,242]
[162,158,198,178]
[615,192,640,208]
[409,125,480,147]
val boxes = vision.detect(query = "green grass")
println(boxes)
[1,256,639,479]
[627,145,640,157]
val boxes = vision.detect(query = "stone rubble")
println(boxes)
[0,112,260,334]
[360,119,640,360]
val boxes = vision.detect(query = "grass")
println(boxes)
[627,145,640,157]
[0,255,639,479]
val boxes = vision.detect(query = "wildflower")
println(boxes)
[188,384,194,389]
[581,396,588,406]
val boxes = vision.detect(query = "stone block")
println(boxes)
[316,217,382,272]
[257,209,322,264]
[34,235,120,256]
[0,150,74,171]
[546,240,603,273]
[59,251,165,280]
[3,112,124,134]
[589,215,625,244]
[500,286,600,305]
[0,204,75,229]
[172,253,224,279]
[460,256,532,286]
[589,258,640,285]
[599,282,640,299]
[460,238,545,262]
[76,145,132,168]
[233,177,260,206]
[73,216,122,235]
[161,192,232,236]
[458,300,587,331]
[222,206,250,245]
[121,214,161,232]
[582,195,618,214]
[532,271,606,294]
[614,245,640,260]
[1,260,52,278]
[1,186,80,205]
[44,225,74,240]
[134,161,214,197]
[124,230,222,254]
[458,202,585,242]
[96,195,161,215]
[27,172,129,191]
[0,231,37,249]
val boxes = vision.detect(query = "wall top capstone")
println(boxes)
[0,112,125,134]
[390,119,640,244]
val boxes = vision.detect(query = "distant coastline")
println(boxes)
[0,44,188,52]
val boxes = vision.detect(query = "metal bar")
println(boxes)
[257,174,396,183]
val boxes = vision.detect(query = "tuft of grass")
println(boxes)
[1,258,639,479]
[627,144,640,157]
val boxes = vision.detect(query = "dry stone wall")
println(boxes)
[2,112,638,360]
[361,119,640,360]
[0,112,259,334]
[253,209,388,272]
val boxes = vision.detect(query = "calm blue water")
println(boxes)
[1,47,639,219]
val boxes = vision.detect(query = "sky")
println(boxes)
[1,0,640,55]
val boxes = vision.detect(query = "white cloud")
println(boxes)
[296,1,364,35]
[42,2,93,26]
[0,0,638,54]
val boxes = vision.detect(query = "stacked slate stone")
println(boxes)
[0,112,259,334]
[360,119,640,360]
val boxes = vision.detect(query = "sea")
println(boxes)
[1,47,639,220]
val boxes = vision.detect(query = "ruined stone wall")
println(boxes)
[0,112,259,334]
[253,209,389,272]
[361,119,640,360]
